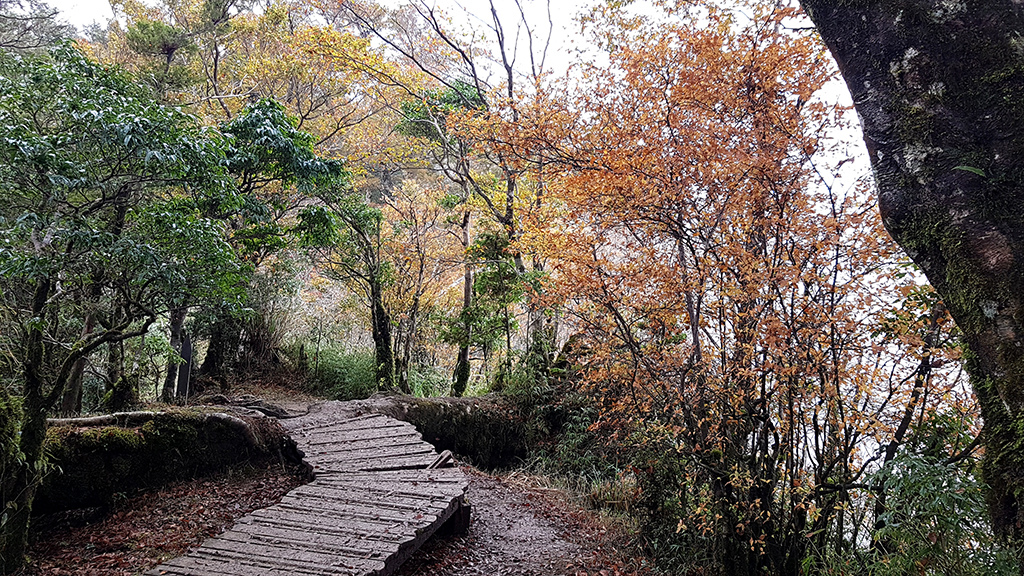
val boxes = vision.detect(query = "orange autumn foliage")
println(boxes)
[520,3,969,572]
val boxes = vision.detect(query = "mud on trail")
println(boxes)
[396,468,652,576]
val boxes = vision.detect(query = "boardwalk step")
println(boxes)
[147,403,469,576]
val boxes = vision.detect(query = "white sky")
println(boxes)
[44,0,868,184]
[49,0,114,28]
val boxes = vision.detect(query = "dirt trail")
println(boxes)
[27,390,652,576]
[396,468,650,576]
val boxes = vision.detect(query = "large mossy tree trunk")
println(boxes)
[2,278,56,574]
[102,340,138,413]
[799,0,1024,558]
[0,387,22,574]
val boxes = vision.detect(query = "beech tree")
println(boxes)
[324,0,560,382]
[797,0,1024,561]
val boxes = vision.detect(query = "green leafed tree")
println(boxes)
[299,190,397,392]
[195,97,347,385]
[124,18,196,95]
[0,44,242,573]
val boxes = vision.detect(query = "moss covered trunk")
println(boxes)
[200,313,241,386]
[370,280,395,391]
[2,278,52,574]
[800,0,1024,558]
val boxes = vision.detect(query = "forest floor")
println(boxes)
[25,384,656,576]
[395,468,654,576]
[24,462,302,576]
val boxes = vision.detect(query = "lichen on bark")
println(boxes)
[800,0,1024,560]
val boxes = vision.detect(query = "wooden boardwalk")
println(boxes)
[147,409,469,576]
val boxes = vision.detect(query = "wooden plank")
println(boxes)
[197,535,385,571]
[289,483,457,506]
[307,441,436,461]
[223,524,401,557]
[317,468,467,483]
[272,501,429,528]
[214,529,398,563]
[302,429,423,446]
[186,549,367,576]
[313,453,439,472]
[301,434,425,452]
[151,553,348,576]
[248,505,418,537]
[290,483,458,506]
[295,424,418,445]
[286,413,394,434]
[290,482,463,504]
[310,444,436,463]
[149,407,468,576]
[236,511,416,543]
[315,471,468,488]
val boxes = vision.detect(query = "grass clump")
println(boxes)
[305,348,377,400]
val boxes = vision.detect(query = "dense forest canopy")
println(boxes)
[1,0,1019,574]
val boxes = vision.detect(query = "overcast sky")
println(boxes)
[49,0,113,28]
[43,0,867,182]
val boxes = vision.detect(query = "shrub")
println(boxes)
[408,366,448,398]
[305,348,377,400]
[866,452,1018,576]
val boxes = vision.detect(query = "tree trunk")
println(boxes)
[59,357,85,416]
[453,211,473,397]
[200,313,240,387]
[60,274,104,415]
[102,339,137,412]
[0,387,21,574]
[799,0,1024,556]
[176,332,193,401]
[1,277,50,574]
[370,280,394,391]
[162,307,187,402]
[398,295,419,395]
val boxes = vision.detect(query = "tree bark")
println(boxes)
[453,210,473,397]
[176,332,193,401]
[199,313,240,387]
[59,274,103,415]
[397,294,418,395]
[799,0,1024,554]
[370,280,395,391]
[162,307,187,402]
[1,277,51,574]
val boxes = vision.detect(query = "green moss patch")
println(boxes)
[377,395,530,469]
[36,410,289,513]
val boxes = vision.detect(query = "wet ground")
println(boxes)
[396,468,652,576]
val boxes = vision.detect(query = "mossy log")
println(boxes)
[313,395,531,469]
[36,410,296,513]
